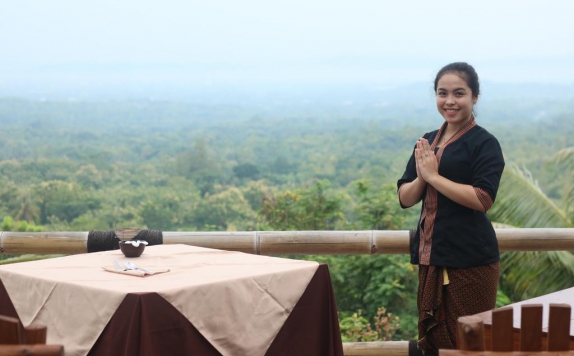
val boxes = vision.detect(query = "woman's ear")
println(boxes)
[473,96,478,104]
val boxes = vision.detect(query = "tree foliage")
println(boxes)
[0,98,572,340]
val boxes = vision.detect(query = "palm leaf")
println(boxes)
[551,147,574,170]
[488,163,572,228]
[549,147,574,212]
[500,250,574,300]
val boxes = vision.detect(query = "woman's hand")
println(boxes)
[411,138,487,212]
[415,138,439,183]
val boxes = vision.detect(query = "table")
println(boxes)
[473,286,574,350]
[0,244,343,356]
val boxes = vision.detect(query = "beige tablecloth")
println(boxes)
[0,244,319,356]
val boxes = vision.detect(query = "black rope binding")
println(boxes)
[87,230,120,253]
[87,229,163,253]
[409,229,416,253]
[133,230,163,246]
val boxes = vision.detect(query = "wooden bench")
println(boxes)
[440,304,572,356]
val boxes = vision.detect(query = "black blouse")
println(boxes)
[397,122,505,268]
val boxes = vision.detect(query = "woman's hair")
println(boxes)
[434,62,480,98]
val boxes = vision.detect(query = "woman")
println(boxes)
[397,62,505,355]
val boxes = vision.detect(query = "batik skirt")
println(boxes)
[417,262,500,355]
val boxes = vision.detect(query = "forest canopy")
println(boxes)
[1,96,573,339]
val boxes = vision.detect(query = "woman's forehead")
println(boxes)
[437,73,470,90]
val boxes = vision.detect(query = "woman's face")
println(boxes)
[435,73,477,129]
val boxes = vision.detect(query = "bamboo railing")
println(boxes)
[1,228,574,356]
[1,228,573,255]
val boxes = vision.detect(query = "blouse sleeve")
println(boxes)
[397,145,417,190]
[471,135,505,212]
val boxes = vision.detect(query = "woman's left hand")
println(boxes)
[415,138,439,183]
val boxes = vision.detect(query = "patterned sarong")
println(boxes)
[417,262,499,355]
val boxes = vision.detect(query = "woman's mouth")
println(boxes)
[445,108,458,116]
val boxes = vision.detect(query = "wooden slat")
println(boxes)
[547,304,571,351]
[441,350,574,356]
[491,307,514,351]
[23,324,47,345]
[0,315,21,344]
[458,316,486,351]
[520,304,543,351]
[0,345,63,356]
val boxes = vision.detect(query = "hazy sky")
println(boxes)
[1,0,574,92]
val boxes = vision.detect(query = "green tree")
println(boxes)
[174,139,221,196]
[269,156,296,175]
[350,181,406,230]
[34,181,101,224]
[194,187,257,231]
[260,180,346,230]
[1,216,43,232]
[74,164,103,189]
[241,180,271,211]
[233,163,260,180]
[0,183,41,223]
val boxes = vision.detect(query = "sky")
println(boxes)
[1,0,573,98]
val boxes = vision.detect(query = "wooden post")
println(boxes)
[520,304,543,351]
[457,316,485,351]
[0,315,21,344]
[23,324,47,345]
[547,304,571,351]
[491,307,514,351]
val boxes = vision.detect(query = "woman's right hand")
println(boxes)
[398,139,428,208]
[414,138,426,182]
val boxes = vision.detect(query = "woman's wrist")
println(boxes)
[415,177,427,189]
[426,174,439,186]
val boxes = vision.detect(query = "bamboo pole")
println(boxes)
[1,228,574,255]
[259,231,373,255]
[342,341,409,356]
[162,231,257,254]
[496,228,574,251]
[0,231,87,255]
